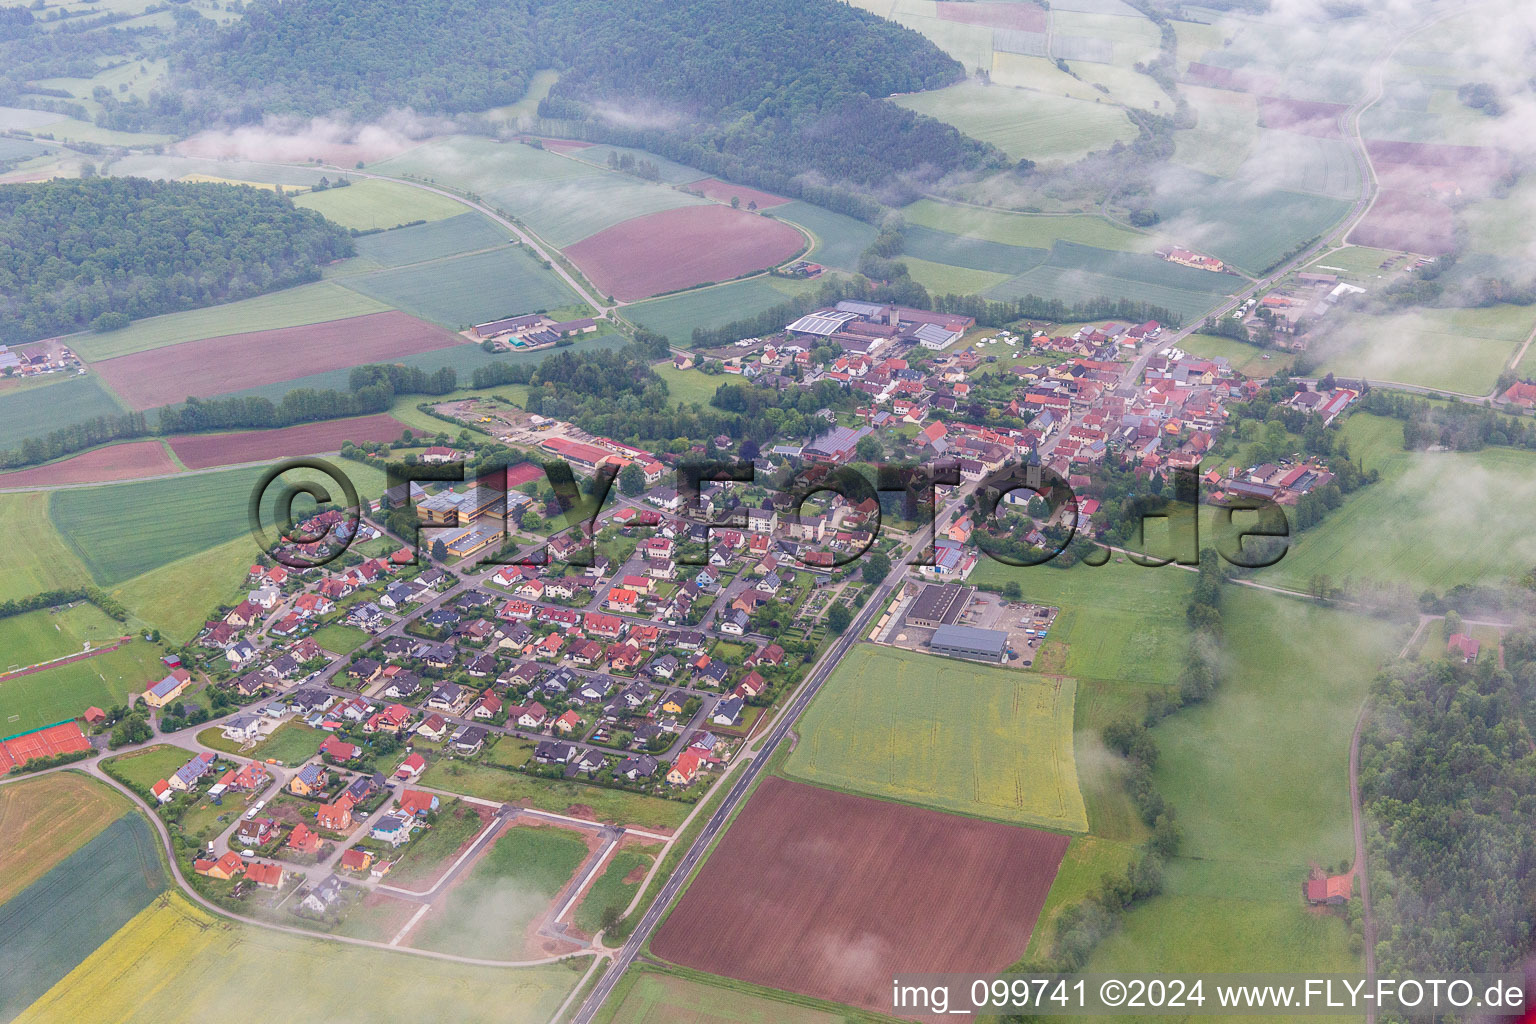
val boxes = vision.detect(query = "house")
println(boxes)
[346,658,383,684]
[289,763,328,796]
[195,851,246,881]
[666,749,705,786]
[220,761,269,792]
[371,813,414,847]
[400,789,440,816]
[719,609,749,636]
[320,735,360,763]
[416,713,450,742]
[734,670,766,699]
[150,779,172,804]
[143,669,192,709]
[1304,874,1351,906]
[287,822,323,855]
[220,712,265,744]
[167,752,216,792]
[649,654,679,680]
[340,847,373,873]
[567,747,606,776]
[712,696,745,726]
[426,682,467,712]
[516,702,548,728]
[470,690,503,719]
[617,754,659,780]
[553,710,581,735]
[300,876,344,916]
[1447,633,1481,663]
[345,772,385,804]
[317,795,356,831]
[450,725,488,755]
[366,703,413,735]
[246,861,285,889]
[235,817,277,848]
[395,752,427,779]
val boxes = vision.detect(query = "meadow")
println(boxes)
[0,772,132,906]
[1315,303,1532,395]
[14,895,584,1024]
[338,246,581,329]
[599,968,854,1024]
[419,760,692,831]
[0,600,127,669]
[293,178,468,231]
[892,81,1136,164]
[783,645,1088,831]
[67,281,390,361]
[413,824,590,958]
[0,492,93,601]
[0,640,166,734]
[903,199,1147,252]
[574,845,657,936]
[1303,244,1407,280]
[625,276,822,345]
[101,744,194,795]
[1249,413,1536,593]
[0,374,126,451]
[1178,332,1292,376]
[653,365,723,407]
[312,623,369,655]
[771,202,878,273]
[348,211,511,269]
[1023,835,1138,959]
[109,535,260,643]
[250,722,324,766]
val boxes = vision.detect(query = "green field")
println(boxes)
[15,894,582,1024]
[413,824,590,958]
[1178,332,1293,376]
[574,846,656,936]
[599,968,853,1024]
[1248,413,1536,593]
[0,772,133,905]
[1025,835,1138,959]
[293,179,469,231]
[0,601,127,669]
[772,202,878,272]
[67,281,391,361]
[1315,303,1532,395]
[894,81,1137,164]
[419,761,692,830]
[1303,244,1408,281]
[312,623,368,656]
[783,645,1088,831]
[653,365,723,407]
[902,224,1048,276]
[900,256,1013,296]
[0,374,126,451]
[348,211,512,269]
[0,640,166,733]
[1244,130,1361,199]
[1149,168,1353,274]
[904,199,1147,252]
[102,744,196,795]
[339,245,581,329]
[251,722,324,766]
[626,276,822,345]
[984,241,1239,322]
[1173,85,1259,179]
[109,534,259,643]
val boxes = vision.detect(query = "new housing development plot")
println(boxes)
[652,778,1068,1017]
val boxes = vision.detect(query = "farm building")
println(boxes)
[142,668,193,708]
[929,624,1008,663]
[905,583,974,629]
[1304,874,1351,905]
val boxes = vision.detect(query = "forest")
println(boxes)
[0,177,353,344]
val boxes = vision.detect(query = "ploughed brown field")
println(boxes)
[688,178,790,209]
[564,205,806,302]
[0,440,177,487]
[651,778,1068,1019]
[937,0,1045,31]
[93,311,463,410]
[1366,140,1511,196]
[1351,188,1455,254]
[1258,96,1346,138]
[168,413,408,470]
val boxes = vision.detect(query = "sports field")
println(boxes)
[894,81,1136,163]
[14,894,583,1024]
[0,772,132,906]
[413,824,590,958]
[784,645,1087,831]
[600,968,849,1024]
[1250,413,1536,592]
[0,601,126,670]
[0,374,126,451]
[293,178,468,231]
[339,246,581,329]
[0,811,165,1022]
[350,211,512,268]
[0,640,165,733]
[904,199,1147,252]
[68,281,391,361]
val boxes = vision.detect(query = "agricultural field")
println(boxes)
[600,969,854,1024]
[167,414,409,470]
[0,772,132,907]
[0,492,93,601]
[900,256,1012,296]
[1350,189,1454,255]
[338,247,581,329]
[0,441,178,488]
[292,179,469,231]
[1314,303,1532,395]
[67,281,391,362]
[93,311,463,410]
[0,374,126,451]
[412,824,590,958]
[109,534,263,643]
[903,199,1147,252]
[418,760,691,831]
[902,224,1048,275]
[1083,593,1398,981]
[1173,86,1260,178]
[573,845,657,936]
[652,777,1068,1017]
[653,365,723,407]
[0,812,165,1023]
[783,645,1087,830]
[13,894,584,1024]
[984,240,1240,322]
[1248,413,1536,594]
[0,640,167,733]
[565,206,806,302]
[687,178,790,209]
[771,202,879,272]
[1149,168,1353,274]
[0,601,127,670]
[893,81,1136,164]
[348,212,512,269]
[626,276,824,345]
[1240,131,1362,199]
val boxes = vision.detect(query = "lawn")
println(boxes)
[893,81,1136,164]
[1247,413,1536,593]
[68,281,391,361]
[574,845,657,935]
[338,245,581,330]
[419,760,692,831]
[0,600,125,669]
[348,211,512,269]
[0,771,132,906]
[412,824,589,958]
[0,640,167,734]
[625,275,823,345]
[13,894,583,1024]
[381,797,487,889]
[903,199,1147,252]
[101,744,195,796]
[0,374,125,451]
[250,722,324,767]
[312,623,368,656]
[784,645,1088,831]
[293,179,469,231]
[653,365,723,407]
[1315,303,1532,395]
[599,968,853,1024]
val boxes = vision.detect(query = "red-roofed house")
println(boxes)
[666,749,704,786]
[395,752,427,779]
[287,822,323,854]
[1304,874,1351,905]
[246,861,285,888]
[1447,633,1481,663]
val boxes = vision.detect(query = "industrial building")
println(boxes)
[905,583,974,629]
[929,624,1008,663]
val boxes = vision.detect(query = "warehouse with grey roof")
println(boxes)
[929,624,1008,663]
